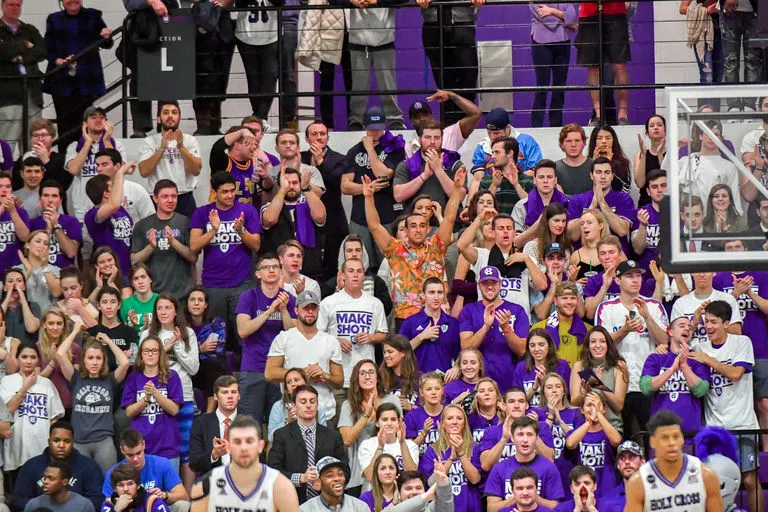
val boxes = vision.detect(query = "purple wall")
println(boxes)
[317,1,657,130]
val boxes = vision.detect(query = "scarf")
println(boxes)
[288,195,316,248]
[524,187,570,227]
[75,133,115,153]
[379,130,406,154]
[406,148,461,180]
[686,2,714,56]
[545,310,588,349]
[487,245,525,277]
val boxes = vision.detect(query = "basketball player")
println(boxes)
[624,410,722,512]
[190,415,299,512]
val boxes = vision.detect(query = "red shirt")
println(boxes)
[579,0,627,18]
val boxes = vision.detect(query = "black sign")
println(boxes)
[137,9,196,100]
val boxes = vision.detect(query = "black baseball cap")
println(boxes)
[364,106,387,130]
[615,260,645,278]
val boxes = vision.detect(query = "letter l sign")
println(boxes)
[161,48,174,72]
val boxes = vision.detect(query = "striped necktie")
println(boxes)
[223,417,231,439]
[305,429,317,498]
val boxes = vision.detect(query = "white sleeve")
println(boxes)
[736,336,756,366]
[260,203,273,231]
[407,440,420,466]
[670,300,685,322]
[47,380,65,420]
[372,299,388,334]
[173,329,200,376]
[138,137,156,163]
[64,141,79,167]
[268,331,288,357]
[317,300,331,333]
[649,300,670,329]
[357,438,376,475]
[185,135,202,157]
[329,335,342,364]
[306,278,321,298]
[0,376,16,405]
[727,166,744,216]
[740,131,758,157]
[134,186,156,220]
[115,139,128,163]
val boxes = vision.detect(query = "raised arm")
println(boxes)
[362,175,395,253]
[437,166,468,246]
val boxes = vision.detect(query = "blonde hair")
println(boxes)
[39,307,71,362]
[580,209,610,246]
[457,348,485,380]
[418,372,444,407]
[541,373,571,409]
[433,405,473,458]
[470,377,505,420]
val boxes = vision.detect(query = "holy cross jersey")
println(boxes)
[639,454,707,512]
[202,463,279,512]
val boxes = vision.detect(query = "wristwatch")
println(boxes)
[302,185,312,192]
[53,224,62,232]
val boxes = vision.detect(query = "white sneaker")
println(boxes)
[726,107,742,123]
[262,120,277,133]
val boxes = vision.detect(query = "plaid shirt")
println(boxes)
[43,8,111,96]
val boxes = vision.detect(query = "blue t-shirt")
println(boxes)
[102,454,182,497]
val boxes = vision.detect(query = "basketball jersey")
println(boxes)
[639,454,707,512]
[205,463,279,512]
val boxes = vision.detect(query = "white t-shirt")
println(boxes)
[0,374,64,470]
[268,164,326,194]
[699,334,760,430]
[65,139,128,221]
[267,327,343,420]
[235,7,278,46]
[739,128,763,158]
[670,290,742,348]
[472,247,532,316]
[358,437,420,493]
[595,297,669,392]
[123,181,156,224]
[672,153,742,215]
[282,274,322,299]
[318,289,388,388]
[138,133,201,194]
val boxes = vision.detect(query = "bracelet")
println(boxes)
[376,446,384,452]
[419,174,426,183]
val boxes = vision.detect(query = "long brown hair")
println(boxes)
[579,326,628,381]
[535,203,571,258]
[86,247,126,296]
[149,292,191,350]
[523,328,561,374]
[38,307,71,362]
[135,336,172,384]
[79,338,109,379]
[348,359,384,421]
[380,335,419,400]
[371,453,399,512]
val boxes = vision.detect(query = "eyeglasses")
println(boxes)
[359,370,376,377]
[258,264,281,271]
[31,132,52,139]
[142,348,160,355]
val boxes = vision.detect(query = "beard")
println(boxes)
[161,120,179,131]
[300,316,317,327]
[285,189,300,201]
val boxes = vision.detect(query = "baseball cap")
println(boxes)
[316,456,345,476]
[615,260,645,278]
[364,106,387,130]
[296,290,320,308]
[555,281,578,297]
[485,108,510,131]
[83,106,106,121]
[544,243,565,258]
[478,266,501,283]
[617,440,644,458]
[408,101,432,120]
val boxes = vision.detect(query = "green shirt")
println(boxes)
[119,292,158,333]
[479,172,534,215]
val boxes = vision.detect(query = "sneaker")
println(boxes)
[389,121,407,131]
[617,117,630,126]
[130,130,146,139]
[348,122,363,131]
[726,107,742,123]
[588,116,601,127]
[262,120,276,133]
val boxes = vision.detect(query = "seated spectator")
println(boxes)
[569,326,628,434]
[382,335,421,412]
[95,149,154,225]
[399,277,460,374]
[85,246,131,301]
[36,308,79,410]
[185,288,226,411]
[2,268,41,345]
[467,377,504,443]
[388,468,454,512]
[443,348,484,403]
[13,420,103,512]
[532,282,590,366]
[512,160,569,245]
[13,120,72,205]
[121,337,183,466]
[671,271,742,347]
[188,375,240,474]
[301,121,350,279]
[30,180,81,270]
[208,126,273,207]
[570,209,608,283]
[530,241,584,322]
[58,266,99,331]
[393,119,463,211]
[137,101,202,217]
[405,91,482,158]
[120,264,157,334]
[471,108,542,178]
[65,107,126,228]
[587,125,632,193]
[16,231,60,310]
[84,162,134,276]
[268,385,349,504]
[208,117,279,174]
[470,137,533,215]
[268,368,328,443]
[702,184,746,233]
[87,286,138,370]
[262,168,326,281]
[16,157,44,217]
[359,403,418,491]
[102,430,188,512]
[102,462,171,512]
[265,290,344,423]
[190,171,262,345]
[22,460,95,512]
[0,344,63,472]
[633,116,667,207]
[556,124,593,196]
[300,456,370,512]
[0,171,31,275]
[342,118,406,271]
[514,329,571,408]
[279,240,322,297]
[630,169,666,272]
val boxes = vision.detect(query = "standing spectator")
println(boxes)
[13,120,72,206]
[470,109,543,182]
[513,329,571,408]
[235,253,296,423]
[300,456,370,512]
[279,240,322,298]
[208,117,280,173]
[630,169,666,272]
[512,159,570,244]
[341,117,406,271]
[599,440,644,510]
[575,0,630,125]
[359,403,418,490]
[340,0,406,131]
[186,288,226,412]
[269,130,326,196]
[29,180,81,269]
[192,8,233,137]
[393,119,463,211]
[532,281,591,366]
[529,2,577,127]
[190,171,262,345]
[555,123,592,196]
[43,0,112,150]
[633,115,667,206]
[188,375,240,474]
[269,385,349,504]
[266,290,344,422]
[16,231,61,311]
[36,308,79,414]
[15,157,43,217]
[120,264,157,334]
[20,461,95,512]
[721,0,761,113]
[0,170,31,275]
[1,268,41,345]
[587,125,632,193]
[0,0,44,152]
[268,369,329,443]
[88,286,138,370]
[209,127,273,207]
[473,138,533,215]
[405,91,482,158]
[301,121,349,279]
[137,101,202,217]
[131,180,195,299]
[94,149,154,224]
[85,247,131,301]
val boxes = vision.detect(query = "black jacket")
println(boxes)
[301,148,349,230]
[188,412,223,474]
[0,20,45,108]
[267,422,349,503]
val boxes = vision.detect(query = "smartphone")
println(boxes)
[629,310,637,319]
[759,144,767,161]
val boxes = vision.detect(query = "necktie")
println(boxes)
[223,417,231,439]
[688,240,696,253]
[305,429,317,498]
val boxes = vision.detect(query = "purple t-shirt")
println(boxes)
[532,407,585,491]
[631,204,661,271]
[468,412,501,443]
[472,421,554,470]
[459,301,530,391]
[713,270,768,358]
[359,491,393,511]
[583,273,656,303]
[399,310,461,373]
[512,359,572,408]
[189,202,262,288]
[84,206,133,275]
[570,429,617,497]
[444,379,476,403]
[420,445,482,512]
[235,286,296,372]
[484,454,564,502]
[567,189,635,253]
[641,352,710,432]
[404,406,441,454]
[30,214,82,268]
[120,370,183,458]
[0,207,30,275]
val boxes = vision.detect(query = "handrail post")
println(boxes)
[277,4,284,130]
[21,75,29,154]
[597,0,604,121]
[121,18,129,138]
[438,2,445,123]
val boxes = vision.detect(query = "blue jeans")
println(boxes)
[531,39,571,127]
